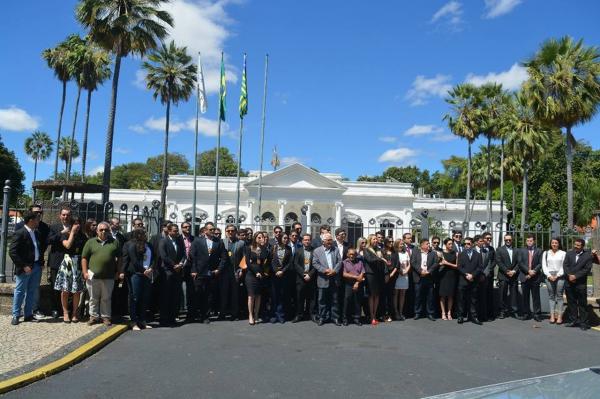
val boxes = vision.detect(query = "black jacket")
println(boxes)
[158,236,186,273]
[409,250,439,283]
[190,236,227,277]
[273,243,292,274]
[495,245,519,281]
[516,247,543,283]
[457,250,484,282]
[294,247,316,282]
[563,250,593,286]
[122,240,156,275]
[9,227,42,275]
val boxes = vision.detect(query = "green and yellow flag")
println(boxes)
[239,53,248,119]
[219,52,226,121]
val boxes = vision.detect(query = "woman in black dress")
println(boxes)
[381,237,396,322]
[245,231,279,325]
[438,238,458,320]
[363,234,386,326]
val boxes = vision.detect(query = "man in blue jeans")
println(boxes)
[9,211,43,325]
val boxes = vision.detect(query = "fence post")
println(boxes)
[550,212,561,240]
[420,210,429,240]
[0,180,11,283]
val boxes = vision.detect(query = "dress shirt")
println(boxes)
[303,249,311,272]
[506,246,513,263]
[205,236,213,252]
[170,237,178,253]
[420,251,428,272]
[325,248,334,269]
[143,244,152,269]
[24,225,40,262]
[542,249,565,277]
[336,241,345,258]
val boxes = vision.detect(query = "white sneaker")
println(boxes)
[132,325,141,331]
[144,324,153,329]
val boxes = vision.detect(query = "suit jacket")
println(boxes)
[334,241,350,261]
[516,247,543,283]
[294,246,316,283]
[111,231,127,247]
[47,223,71,270]
[14,220,49,257]
[409,250,439,283]
[482,246,496,278]
[122,240,156,275]
[223,238,245,275]
[158,236,186,273]
[190,236,227,277]
[273,243,292,274]
[9,227,42,275]
[312,245,342,289]
[563,250,593,286]
[495,245,519,281]
[457,250,484,284]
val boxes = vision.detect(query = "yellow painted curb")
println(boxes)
[592,326,600,332]
[0,324,128,394]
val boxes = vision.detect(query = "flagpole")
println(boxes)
[192,53,200,236]
[214,51,224,223]
[257,54,269,220]
[235,53,247,227]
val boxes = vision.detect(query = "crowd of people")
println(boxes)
[9,205,598,332]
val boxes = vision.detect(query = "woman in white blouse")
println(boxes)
[542,238,566,324]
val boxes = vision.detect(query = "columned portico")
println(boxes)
[335,201,344,227]
[278,200,287,226]
[305,200,313,234]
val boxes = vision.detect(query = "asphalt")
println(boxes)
[5,317,599,399]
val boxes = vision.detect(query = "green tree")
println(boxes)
[111,162,155,189]
[196,147,244,177]
[523,36,600,227]
[79,40,111,181]
[24,131,53,201]
[77,0,173,204]
[42,36,74,181]
[430,156,467,199]
[444,83,482,221]
[146,153,191,183]
[142,41,196,218]
[58,137,80,175]
[0,134,25,204]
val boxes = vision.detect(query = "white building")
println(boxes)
[91,163,505,244]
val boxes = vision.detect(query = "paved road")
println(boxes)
[6,318,600,399]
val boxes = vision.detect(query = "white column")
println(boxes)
[335,201,343,227]
[305,201,313,234]
[247,199,254,228]
[278,200,287,226]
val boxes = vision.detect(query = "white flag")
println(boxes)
[198,53,207,114]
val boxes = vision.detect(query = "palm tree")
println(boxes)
[507,92,552,232]
[24,131,53,202]
[79,41,111,181]
[58,137,80,175]
[77,0,173,204]
[479,83,511,226]
[444,83,482,222]
[523,36,600,227]
[142,41,197,218]
[42,38,74,182]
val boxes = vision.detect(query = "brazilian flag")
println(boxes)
[219,53,226,121]
[239,54,248,119]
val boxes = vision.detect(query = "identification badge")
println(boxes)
[304,258,309,265]
[228,251,232,257]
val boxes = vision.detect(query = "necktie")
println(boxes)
[528,249,533,270]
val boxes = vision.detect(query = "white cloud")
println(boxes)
[406,74,452,106]
[378,136,397,143]
[89,166,104,175]
[484,0,522,19]
[129,124,147,134]
[281,156,307,167]
[0,106,39,131]
[378,147,418,163]
[115,147,130,154]
[144,116,186,132]
[431,1,463,25]
[465,63,528,91]
[431,133,458,142]
[133,70,147,90]
[134,0,239,95]
[134,115,234,138]
[404,124,443,137]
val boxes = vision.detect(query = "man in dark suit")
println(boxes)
[410,238,439,321]
[180,221,195,321]
[287,230,303,316]
[148,220,170,321]
[9,211,43,325]
[496,233,520,318]
[47,206,73,319]
[402,233,414,257]
[125,217,145,241]
[293,234,316,322]
[517,234,543,321]
[334,227,350,314]
[220,224,245,320]
[563,238,593,330]
[109,217,128,320]
[158,223,186,326]
[452,230,464,254]
[476,234,496,321]
[457,237,484,325]
[312,233,342,326]
[190,222,227,323]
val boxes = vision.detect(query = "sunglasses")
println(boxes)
[464,242,472,246]
[98,228,109,232]
[226,229,236,233]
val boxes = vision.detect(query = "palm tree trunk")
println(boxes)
[81,89,92,181]
[566,126,574,227]
[160,99,171,220]
[465,140,472,223]
[102,53,122,205]
[51,80,67,200]
[32,158,38,203]
[521,164,528,235]
[486,135,492,227]
[499,138,505,240]
[512,183,516,226]
[63,86,82,200]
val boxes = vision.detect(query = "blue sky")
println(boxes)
[1,0,600,190]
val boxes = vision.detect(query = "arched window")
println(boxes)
[261,212,276,223]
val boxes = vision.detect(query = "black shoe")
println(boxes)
[335,320,343,326]
[24,315,36,322]
[427,315,436,321]
[564,322,579,327]
[517,315,526,321]
[292,316,301,323]
[203,318,211,324]
[457,317,464,324]
[279,319,286,324]
[533,315,542,322]
[580,324,590,331]
[317,320,325,326]
[498,313,506,319]
[398,315,405,321]
[11,317,19,326]
[342,319,349,326]
[414,315,422,320]
[354,319,362,326]
[270,317,278,324]
[471,318,482,325]
[52,310,59,319]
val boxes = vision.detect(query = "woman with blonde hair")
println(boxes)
[363,234,386,325]
[391,239,410,320]
[244,231,279,325]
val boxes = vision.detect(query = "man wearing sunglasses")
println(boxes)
[457,237,483,325]
[219,224,245,321]
[452,231,464,254]
[496,234,520,319]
